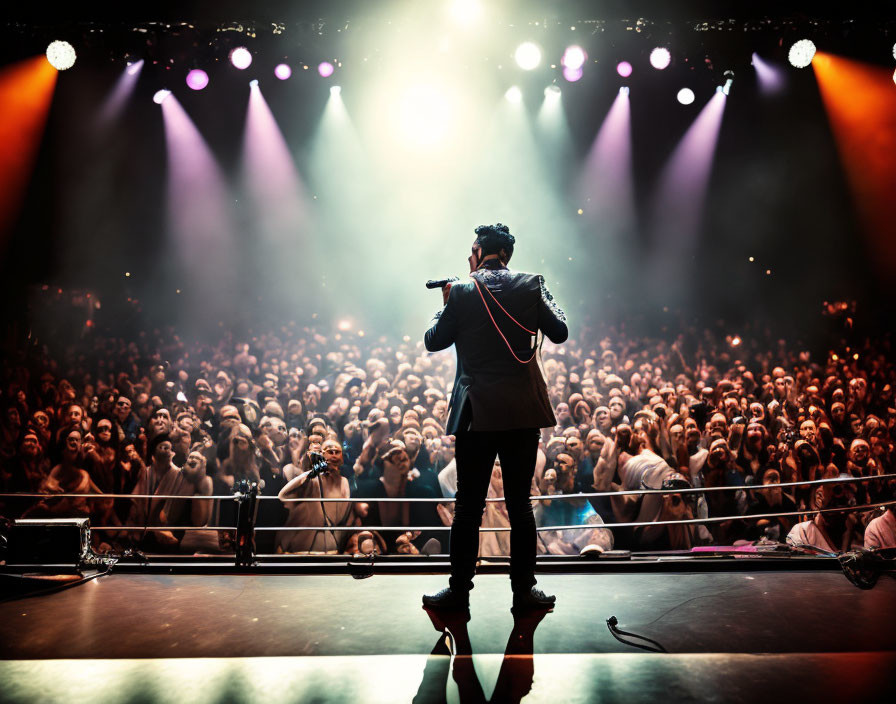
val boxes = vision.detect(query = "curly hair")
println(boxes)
[474,223,515,260]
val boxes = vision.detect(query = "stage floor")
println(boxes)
[2,570,895,702]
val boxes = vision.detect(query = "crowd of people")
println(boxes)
[1,315,894,557]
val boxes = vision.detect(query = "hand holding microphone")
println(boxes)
[425,276,459,305]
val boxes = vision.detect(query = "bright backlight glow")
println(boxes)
[563,66,583,82]
[449,0,482,24]
[46,41,76,71]
[677,88,695,105]
[230,47,252,70]
[396,84,454,147]
[274,64,292,80]
[186,69,209,91]
[515,42,542,71]
[788,39,816,68]
[153,89,172,104]
[318,62,335,78]
[505,86,522,103]
[650,47,671,70]
[616,61,633,78]
[562,46,586,71]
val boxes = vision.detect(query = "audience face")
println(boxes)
[608,397,625,421]
[153,440,174,465]
[114,397,132,423]
[799,420,817,445]
[150,408,172,436]
[183,451,207,482]
[95,420,113,445]
[384,448,411,477]
[21,432,41,458]
[63,428,82,461]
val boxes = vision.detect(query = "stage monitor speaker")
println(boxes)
[8,518,90,566]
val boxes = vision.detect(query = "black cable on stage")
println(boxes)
[605,615,668,653]
[0,564,113,603]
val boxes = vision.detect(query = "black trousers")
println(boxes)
[449,428,540,593]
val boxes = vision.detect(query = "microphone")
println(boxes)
[425,276,459,290]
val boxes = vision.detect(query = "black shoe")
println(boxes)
[422,587,470,612]
[512,587,556,612]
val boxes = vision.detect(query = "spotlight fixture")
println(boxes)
[616,61,632,78]
[46,40,76,71]
[126,60,143,76]
[274,63,292,80]
[515,42,542,71]
[562,45,586,71]
[619,86,630,96]
[788,39,816,68]
[230,47,252,70]
[249,79,259,87]
[649,47,671,70]
[544,84,561,98]
[722,70,734,95]
[185,69,209,91]
[504,85,523,103]
[893,42,896,61]
[330,85,342,96]
[153,89,172,104]
[677,88,695,105]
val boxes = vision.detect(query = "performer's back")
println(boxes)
[424,261,568,434]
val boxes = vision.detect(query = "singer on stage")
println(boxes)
[422,223,568,614]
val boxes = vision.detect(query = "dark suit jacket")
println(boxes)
[424,263,568,434]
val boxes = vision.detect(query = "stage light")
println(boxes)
[544,85,561,99]
[153,89,172,104]
[563,66,583,82]
[46,40,76,71]
[677,88,695,105]
[230,47,252,70]
[337,319,352,331]
[893,67,896,85]
[562,45,586,71]
[616,61,632,78]
[318,61,335,78]
[330,85,341,96]
[788,39,816,68]
[274,63,291,80]
[186,69,209,91]
[126,60,143,76]
[505,85,522,103]
[722,70,734,95]
[515,42,542,71]
[619,86,630,96]
[650,47,671,70]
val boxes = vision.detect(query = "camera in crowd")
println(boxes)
[307,450,330,479]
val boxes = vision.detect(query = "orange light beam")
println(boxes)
[0,56,58,244]
[813,52,896,279]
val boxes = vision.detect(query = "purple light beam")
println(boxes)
[161,95,236,299]
[579,90,635,236]
[242,83,310,248]
[98,60,143,126]
[649,90,727,252]
[752,52,786,96]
